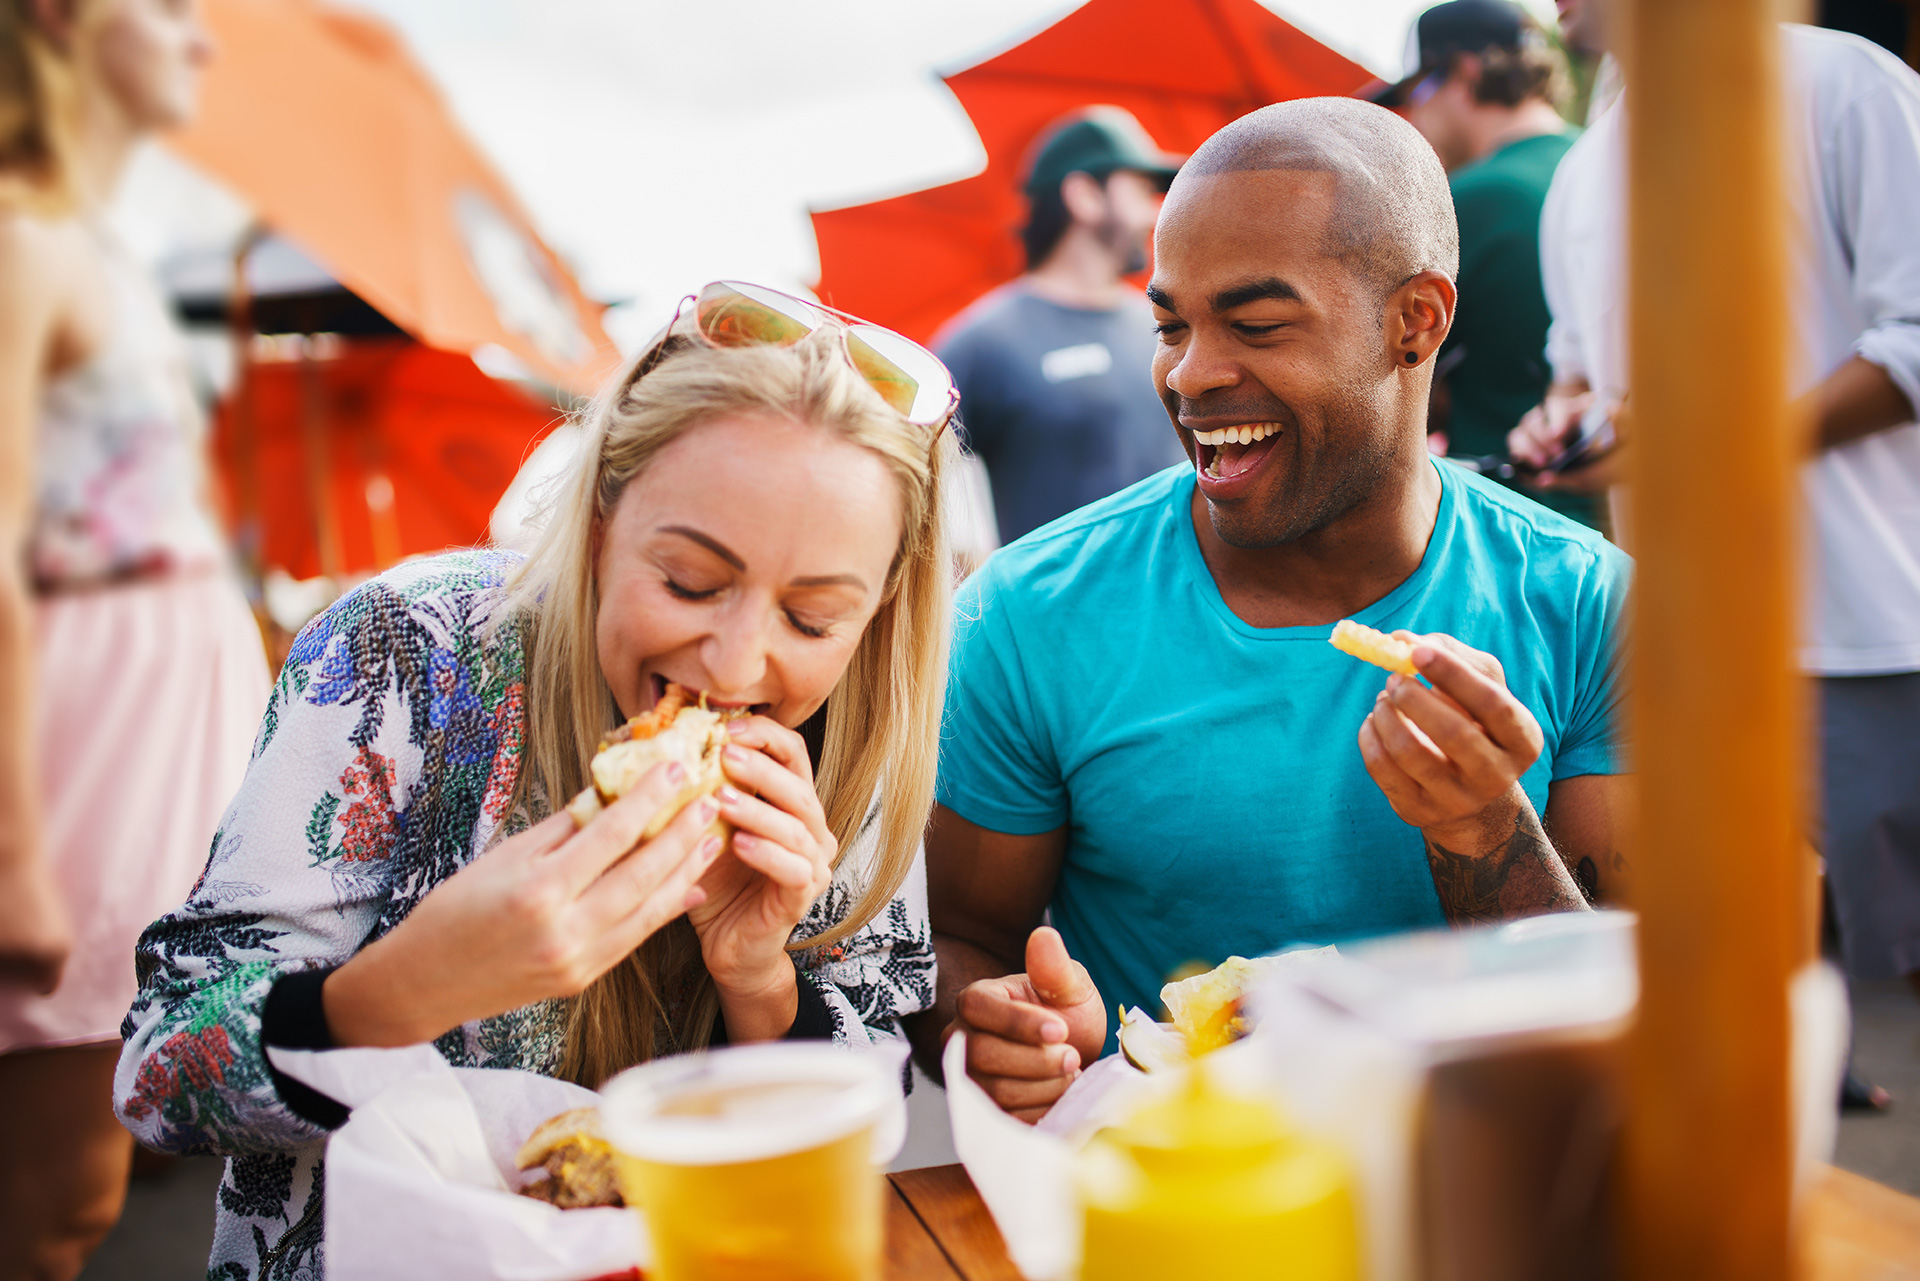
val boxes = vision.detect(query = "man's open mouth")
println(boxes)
[1191,422,1283,481]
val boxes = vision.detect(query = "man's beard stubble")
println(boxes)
[1203,380,1401,551]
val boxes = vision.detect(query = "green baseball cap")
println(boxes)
[1021,106,1183,196]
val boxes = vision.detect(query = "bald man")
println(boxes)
[910,98,1632,1120]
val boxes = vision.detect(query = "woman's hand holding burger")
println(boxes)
[686,715,838,1044]
[323,760,726,1049]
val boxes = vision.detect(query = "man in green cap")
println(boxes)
[1370,0,1597,529]
[936,107,1187,544]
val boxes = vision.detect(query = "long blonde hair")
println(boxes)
[501,327,954,1086]
[0,0,97,214]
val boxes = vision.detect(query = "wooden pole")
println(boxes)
[1622,2,1804,1278]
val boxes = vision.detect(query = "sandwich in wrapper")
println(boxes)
[565,682,745,843]
[515,1107,624,1209]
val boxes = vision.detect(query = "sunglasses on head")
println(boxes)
[630,281,959,433]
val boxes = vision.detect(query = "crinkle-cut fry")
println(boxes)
[1329,619,1419,676]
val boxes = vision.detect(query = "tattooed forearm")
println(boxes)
[1424,806,1591,925]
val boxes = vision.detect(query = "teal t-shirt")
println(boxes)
[936,460,1630,1049]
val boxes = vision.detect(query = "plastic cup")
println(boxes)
[599,1043,901,1281]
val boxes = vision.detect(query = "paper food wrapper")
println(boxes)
[940,949,1338,1280]
[268,1044,644,1281]
[943,915,1849,1281]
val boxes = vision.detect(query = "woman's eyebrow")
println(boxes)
[657,525,745,569]
[790,573,867,590]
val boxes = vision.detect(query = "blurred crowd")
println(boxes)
[2,0,1920,1278]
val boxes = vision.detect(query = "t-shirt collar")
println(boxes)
[1171,455,1458,641]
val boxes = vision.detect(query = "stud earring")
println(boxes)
[1404,351,1419,364]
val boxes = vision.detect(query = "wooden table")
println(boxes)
[885,1166,1020,1281]
[882,1163,1920,1280]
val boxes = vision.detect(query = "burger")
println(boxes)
[515,1107,623,1209]
[565,682,744,842]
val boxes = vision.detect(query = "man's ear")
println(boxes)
[1058,171,1109,226]
[1452,52,1484,97]
[1387,270,1457,370]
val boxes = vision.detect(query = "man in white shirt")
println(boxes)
[1512,25,1920,1016]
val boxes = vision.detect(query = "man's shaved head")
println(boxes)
[1147,95,1461,551]
[1178,97,1459,297]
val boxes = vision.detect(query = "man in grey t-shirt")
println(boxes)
[935,108,1186,544]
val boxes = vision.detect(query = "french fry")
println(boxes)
[1328,619,1419,676]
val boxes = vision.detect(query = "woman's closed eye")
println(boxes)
[660,580,721,603]
[785,610,833,639]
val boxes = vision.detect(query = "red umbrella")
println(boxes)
[170,0,620,396]
[810,0,1370,344]
[214,339,559,582]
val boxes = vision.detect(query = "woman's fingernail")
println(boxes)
[717,784,744,804]
[1413,646,1435,666]
[694,797,720,823]
[683,886,707,909]
[724,744,750,763]
[700,835,723,860]
[1062,1048,1081,1074]
[666,761,687,784]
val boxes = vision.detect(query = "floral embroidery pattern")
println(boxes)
[114,550,935,1281]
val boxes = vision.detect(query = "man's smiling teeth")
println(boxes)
[1191,423,1281,446]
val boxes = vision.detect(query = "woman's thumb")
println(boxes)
[1025,926,1093,1010]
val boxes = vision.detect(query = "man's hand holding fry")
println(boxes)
[1355,633,1545,855]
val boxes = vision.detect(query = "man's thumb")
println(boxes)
[1025,926,1092,1010]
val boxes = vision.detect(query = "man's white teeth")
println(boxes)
[1192,423,1280,446]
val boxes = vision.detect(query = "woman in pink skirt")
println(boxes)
[0,1,268,1275]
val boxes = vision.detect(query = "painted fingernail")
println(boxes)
[666,761,687,784]
[699,834,723,860]
[724,744,750,763]
[694,797,720,823]
[717,784,745,804]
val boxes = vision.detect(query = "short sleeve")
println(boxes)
[1551,542,1634,780]
[934,566,1069,834]
[935,325,995,460]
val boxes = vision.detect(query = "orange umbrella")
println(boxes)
[811,0,1370,344]
[168,0,619,395]
[215,338,559,582]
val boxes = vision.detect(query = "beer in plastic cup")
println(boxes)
[599,1042,901,1281]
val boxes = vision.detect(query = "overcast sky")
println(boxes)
[119,0,1558,351]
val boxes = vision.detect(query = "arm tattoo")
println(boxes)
[1425,807,1591,926]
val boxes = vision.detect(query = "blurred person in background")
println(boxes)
[1370,0,1598,530]
[0,1,270,1276]
[935,107,1186,546]
[1555,0,1623,123]
[1511,17,1920,1099]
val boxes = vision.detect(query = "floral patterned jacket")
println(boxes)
[113,550,937,1281]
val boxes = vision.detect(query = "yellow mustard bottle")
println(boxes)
[1076,1071,1359,1281]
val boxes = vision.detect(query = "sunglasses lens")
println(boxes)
[846,323,955,426]
[696,281,822,348]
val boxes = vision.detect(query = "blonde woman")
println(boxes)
[116,284,957,1281]
[0,1,271,1275]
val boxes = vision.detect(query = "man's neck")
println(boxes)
[1463,99,1569,167]
[1190,445,1445,630]
[1024,229,1131,310]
